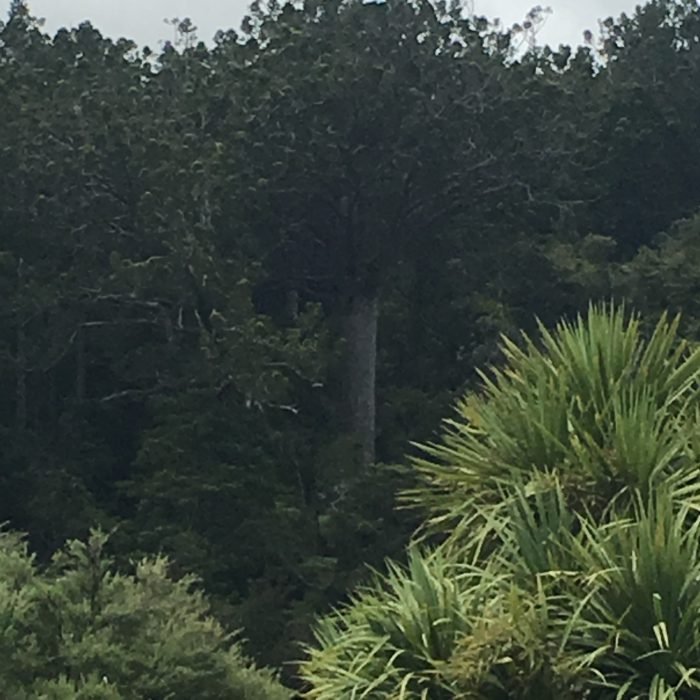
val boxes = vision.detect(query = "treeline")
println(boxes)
[1,0,700,691]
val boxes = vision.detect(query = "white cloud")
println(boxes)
[474,0,635,48]
[27,0,250,48]
[25,0,638,49]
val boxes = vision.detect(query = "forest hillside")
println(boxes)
[2,0,700,696]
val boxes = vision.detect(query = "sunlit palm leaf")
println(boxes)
[405,304,700,535]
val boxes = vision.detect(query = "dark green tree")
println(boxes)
[0,11,330,672]
[219,0,575,467]
[0,528,289,698]
[585,0,700,253]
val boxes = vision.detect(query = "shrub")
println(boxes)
[301,305,700,698]
[0,528,289,699]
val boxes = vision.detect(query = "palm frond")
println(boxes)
[404,304,700,536]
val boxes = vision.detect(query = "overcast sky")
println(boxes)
[26,0,638,51]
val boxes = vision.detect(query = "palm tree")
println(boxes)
[301,305,700,698]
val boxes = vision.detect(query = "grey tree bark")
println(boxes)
[15,258,26,431]
[15,321,26,431]
[342,294,378,467]
[76,325,86,402]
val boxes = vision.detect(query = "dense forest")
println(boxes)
[3,0,700,696]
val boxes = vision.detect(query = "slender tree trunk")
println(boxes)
[342,293,378,467]
[76,325,86,401]
[285,288,299,323]
[49,367,58,431]
[16,321,26,431]
[15,258,26,431]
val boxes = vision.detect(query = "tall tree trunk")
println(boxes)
[76,325,86,401]
[16,321,26,431]
[285,288,299,323]
[15,258,26,431]
[49,367,58,432]
[342,294,378,468]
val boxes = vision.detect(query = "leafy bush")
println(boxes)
[301,305,700,698]
[0,529,289,699]
[407,304,700,536]
[302,547,491,698]
[562,491,700,697]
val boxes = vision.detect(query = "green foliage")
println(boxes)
[5,0,700,690]
[585,0,700,251]
[563,492,700,697]
[0,8,360,672]
[618,212,700,341]
[0,528,289,699]
[406,304,700,535]
[302,304,700,698]
[227,0,542,306]
[302,537,576,698]
[302,547,486,699]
